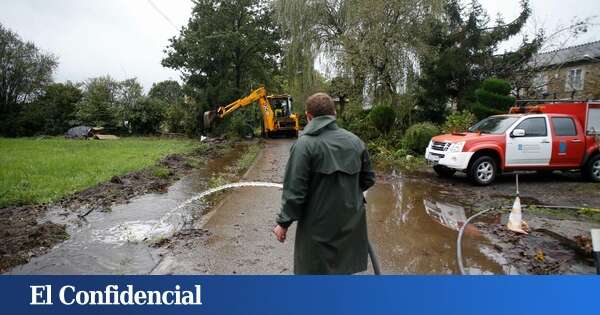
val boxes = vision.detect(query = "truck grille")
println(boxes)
[431,141,450,151]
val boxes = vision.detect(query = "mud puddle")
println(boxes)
[7,146,247,275]
[366,178,511,274]
[367,173,599,275]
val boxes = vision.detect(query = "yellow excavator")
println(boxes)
[203,87,301,138]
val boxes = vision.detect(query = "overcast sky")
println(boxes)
[0,0,598,91]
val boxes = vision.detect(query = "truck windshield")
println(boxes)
[468,116,519,134]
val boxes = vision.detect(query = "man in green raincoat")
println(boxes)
[273,93,376,274]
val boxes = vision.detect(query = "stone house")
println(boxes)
[522,40,600,100]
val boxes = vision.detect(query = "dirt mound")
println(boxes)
[0,205,68,273]
[56,168,175,212]
[476,222,596,274]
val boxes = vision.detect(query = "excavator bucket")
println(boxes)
[203,110,217,128]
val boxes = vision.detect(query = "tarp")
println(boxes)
[65,126,92,139]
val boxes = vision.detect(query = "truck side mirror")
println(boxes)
[511,129,526,137]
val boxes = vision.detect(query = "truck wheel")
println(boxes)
[433,165,456,178]
[468,156,496,186]
[583,155,600,182]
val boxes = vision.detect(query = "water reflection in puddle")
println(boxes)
[366,178,511,274]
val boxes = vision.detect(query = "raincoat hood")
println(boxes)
[301,115,337,136]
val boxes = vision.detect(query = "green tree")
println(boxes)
[162,0,282,115]
[19,83,82,135]
[149,80,184,105]
[328,76,353,116]
[416,0,542,122]
[274,0,443,106]
[129,97,166,135]
[75,76,120,130]
[472,78,516,119]
[149,80,186,133]
[0,23,57,136]
[116,78,144,128]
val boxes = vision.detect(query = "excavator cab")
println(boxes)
[270,97,291,118]
[267,94,298,137]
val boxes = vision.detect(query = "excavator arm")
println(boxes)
[217,87,267,118]
[203,87,274,129]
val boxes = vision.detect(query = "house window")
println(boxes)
[533,73,548,93]
[566,68,584,91]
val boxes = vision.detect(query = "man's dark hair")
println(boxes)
[306,93,336,117]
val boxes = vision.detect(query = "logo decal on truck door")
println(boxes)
[559,142,567,153]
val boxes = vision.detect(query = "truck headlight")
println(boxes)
[448,141,465,153]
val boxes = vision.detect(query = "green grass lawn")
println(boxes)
[0,137,199,208]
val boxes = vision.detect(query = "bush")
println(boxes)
[442,110,476,133]
[480,78,512,95]
[472,78,515,119]
[164,102,186,133]
[368,105,396,133]
[212,108,254,139]
[402,122,440,154]
[228,111,253,138]
[339,107,379,141]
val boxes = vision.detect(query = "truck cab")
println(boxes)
[425,101,600,185]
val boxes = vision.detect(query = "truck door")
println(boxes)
[550,116,585,167]
[506,116,552,166]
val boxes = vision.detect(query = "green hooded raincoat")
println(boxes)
[276,115,376,274]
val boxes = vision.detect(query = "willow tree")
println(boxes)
[273,0,325,106]
[274,0,444,107]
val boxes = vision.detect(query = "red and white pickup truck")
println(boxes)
[425,101,600,185]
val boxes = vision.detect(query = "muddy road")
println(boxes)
[5,139,600,275]
[152,139,295,274]
[151,139,523,275]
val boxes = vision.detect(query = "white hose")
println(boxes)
[147,182,283,237]
[172,181,283,212]
[456,207,498,275]
[456,204,599,275]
